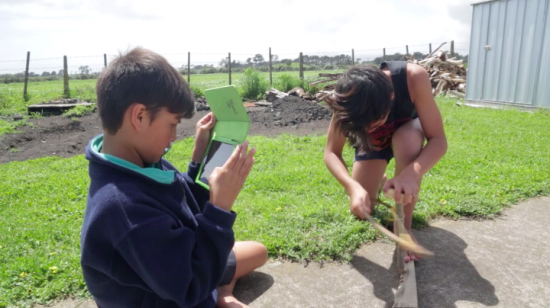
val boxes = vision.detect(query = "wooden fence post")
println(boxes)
[23,51,30,101]
[63,56,69,98]
[451,40,455,57]
[187,52,190,83]
[299,52,303,79]
[228,52,231,85]
[104,54,107,68]
[383,48,386,61]
[269,47,273,86]
[352,49,355,65]
[406,45,409,56]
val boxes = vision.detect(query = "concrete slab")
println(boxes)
[33,298,95,308]
[238,196,550,308]
[40,197,550,308]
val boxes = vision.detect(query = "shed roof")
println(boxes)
[471,0,502,6]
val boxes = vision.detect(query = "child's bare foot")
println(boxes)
[217,279,250,308]
[216,295,250,308]
[404,229,420,263]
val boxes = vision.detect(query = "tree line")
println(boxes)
[185,51,468,74]
[1,66,99,83]
[2,52,470,83]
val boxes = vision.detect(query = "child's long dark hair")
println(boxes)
[324,65,394,153]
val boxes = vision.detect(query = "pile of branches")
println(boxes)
[409,46,467,97]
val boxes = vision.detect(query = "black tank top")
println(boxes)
[368,61,418,150]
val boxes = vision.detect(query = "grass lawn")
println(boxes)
[0,70,340,116]
[1,98,550,307]
[0,70,340,137]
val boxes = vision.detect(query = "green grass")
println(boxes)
[0,119,18,135]
[0,118,32,137]
[2,98,550,307]
[0,80,96,116]
[62,105,95,118]
[0,70,340,116]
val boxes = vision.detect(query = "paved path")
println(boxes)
[40,197,550,308]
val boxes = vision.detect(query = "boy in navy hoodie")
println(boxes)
[80,47,268,308]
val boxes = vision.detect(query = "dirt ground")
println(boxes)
[0,96,332,163]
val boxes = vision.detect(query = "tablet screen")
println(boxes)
[199,141,236,185]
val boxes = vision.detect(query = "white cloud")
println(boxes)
[0,0,473,73]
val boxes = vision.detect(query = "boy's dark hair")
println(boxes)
[96,47,195,135]
[324,65,394,153]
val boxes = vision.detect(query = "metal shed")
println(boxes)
[465,0,550,108]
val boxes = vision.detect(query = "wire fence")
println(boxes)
[0,41,469,102]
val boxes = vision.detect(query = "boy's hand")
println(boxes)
[192,113,216,163]
[209,141,255,212]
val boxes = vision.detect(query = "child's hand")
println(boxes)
[209,141,255,212]
[349,183,371,220]
[191,113,216,162]
[383,173,419,205]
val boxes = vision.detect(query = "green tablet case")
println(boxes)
[195,85,251,189]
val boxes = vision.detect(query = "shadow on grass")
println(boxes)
[351,227,499,308]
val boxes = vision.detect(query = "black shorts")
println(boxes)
[354,146,394,163]
[219,250,236,286]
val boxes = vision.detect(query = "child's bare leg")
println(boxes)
[391,118,425,262]
[217,241,268,308]
[352,159,388,215]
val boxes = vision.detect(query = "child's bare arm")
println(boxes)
[324,115,371,219]
[324,114,356,193]
[384,64,447,203]
[407,64,448,176]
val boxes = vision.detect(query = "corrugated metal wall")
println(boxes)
[466,0,550,108]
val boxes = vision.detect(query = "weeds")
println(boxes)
[238,68,269,100]
[273,74,302,92]
[0,118,29,136]
[69,86,95,102]
[272,74,320,96]
[190,85,204,99]
[63,105,95,117]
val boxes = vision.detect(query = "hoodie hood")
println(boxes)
[85,134,176,185]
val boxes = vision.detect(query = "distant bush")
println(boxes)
[201,68,218,74]
[190,85,204,99]
[272,74,320,97]
[1,76,64,84]
[274,74,302,92]
[238,68,268,100]
[66,73,100,80]
[179,69,198,75]
[302,76,320,96]
[273,66,298,72]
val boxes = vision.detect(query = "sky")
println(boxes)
[0,0,474,74]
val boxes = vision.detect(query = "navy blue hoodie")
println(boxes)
[80,134,236,308]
